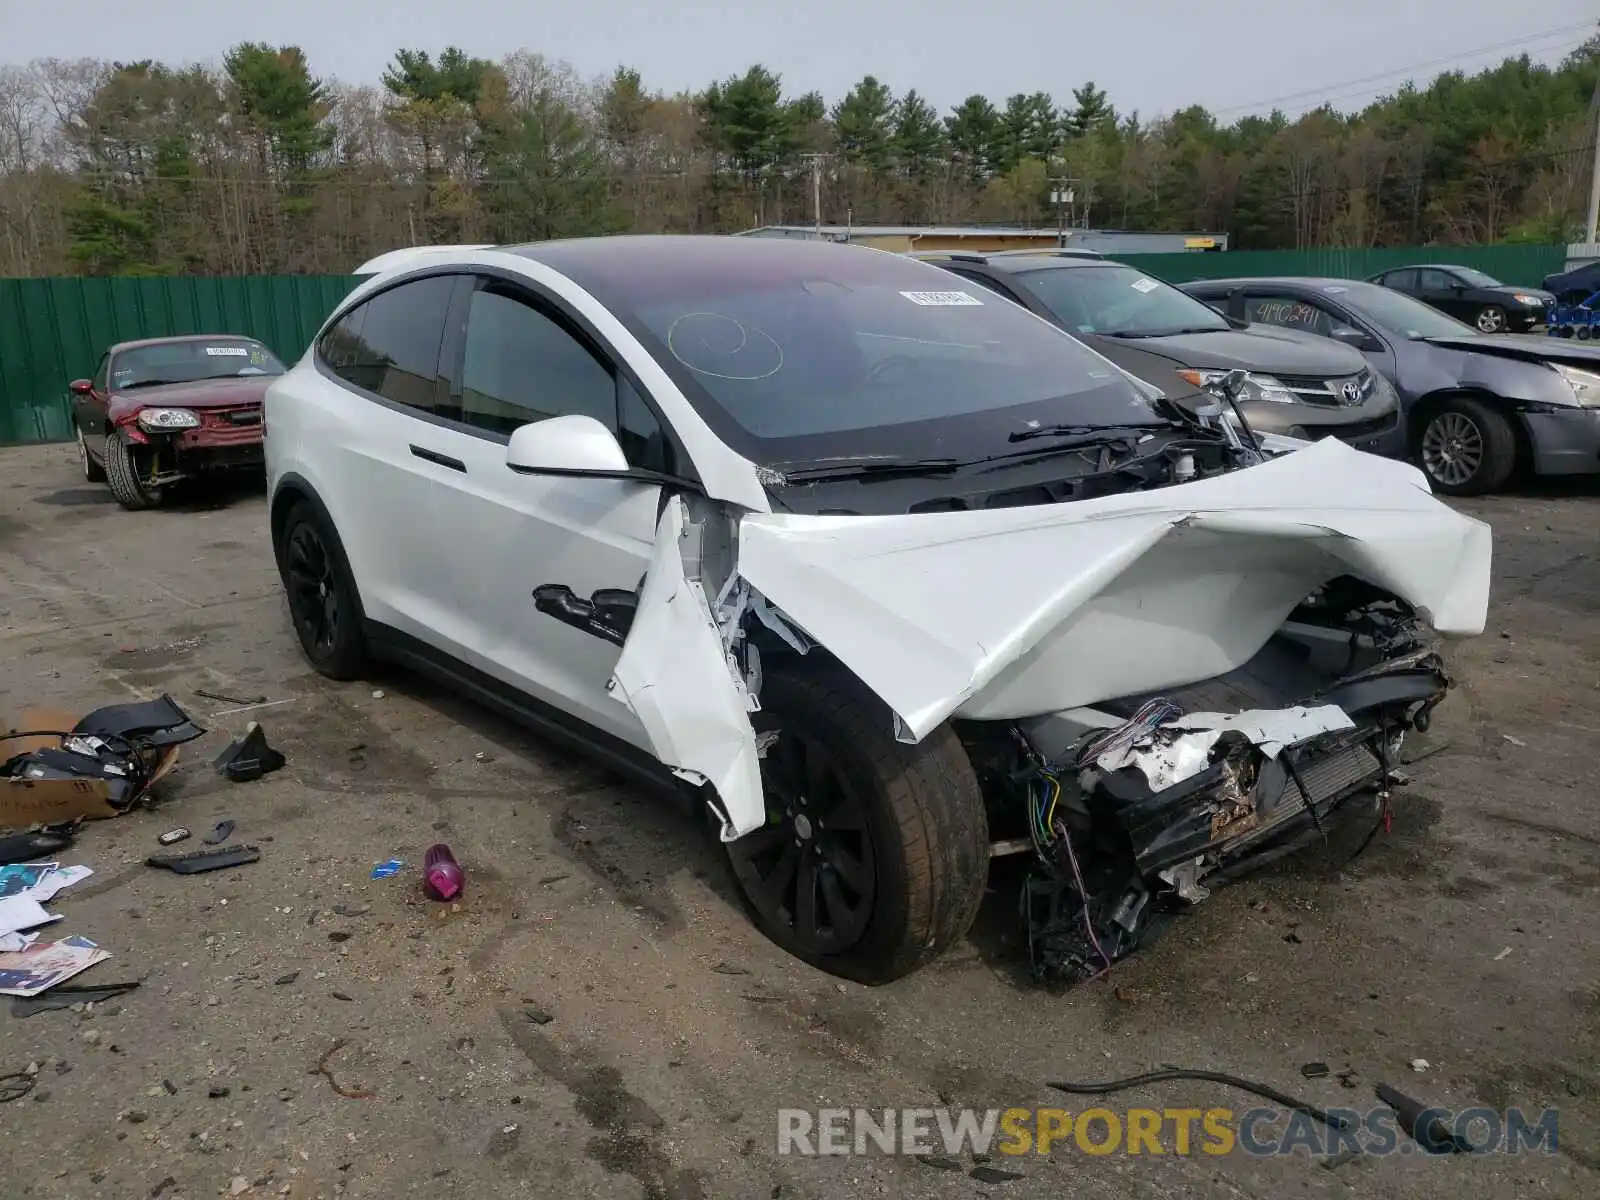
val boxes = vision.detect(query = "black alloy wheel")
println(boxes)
[728,726,877,956]
[278,503,367,678]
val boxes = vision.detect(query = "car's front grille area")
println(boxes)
[1275,369,1378,408]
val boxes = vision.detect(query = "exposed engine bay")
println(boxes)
[963,576,1448,984]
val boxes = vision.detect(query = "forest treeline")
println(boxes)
[0,32,1596,276]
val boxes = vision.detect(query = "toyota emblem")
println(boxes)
[1340,380,1362,405]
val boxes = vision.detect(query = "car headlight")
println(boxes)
[1176,368,1297,404]
[136,408,202,430]
[1513,293,1546,307]
[1554,364,1600,407]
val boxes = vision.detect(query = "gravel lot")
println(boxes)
[1,441,1597,1199]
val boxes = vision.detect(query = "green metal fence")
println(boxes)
[0,245,1575,446]
[1110,243,1569,286]
[0,275,359,447]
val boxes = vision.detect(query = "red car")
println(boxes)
[69,334,287,510]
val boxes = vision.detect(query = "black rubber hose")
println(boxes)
[1047,1067,1352,1131]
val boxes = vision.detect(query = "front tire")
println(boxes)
[103,435,162,510]
[275,500,368,679]
[1417,395,1516,496]
[1475,305,1507,334]
[724,665,989,984]
[76,425,105,483]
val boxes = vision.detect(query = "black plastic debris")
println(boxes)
[1374,1081,1477,1154]
[1301,1062,1331,1079]
[203,820,235,845]
[11,980,141,1017]
[3,694,204,809]
[212,723,285,783]
[969,1165,1025,1183]
[0,830,74,866]
[147,844,261,874]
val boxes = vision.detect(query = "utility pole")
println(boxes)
[1050,176,1076,246]
[1586,70,1600,247]
[800,152,827,239]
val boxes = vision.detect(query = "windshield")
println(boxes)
[110,339,286,389]
[1453,267,1502,289]
[521,237,1168,464]
[1330,282,1478,339]
[1015,264,1231,337]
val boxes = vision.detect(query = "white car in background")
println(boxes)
[265,236,1490,984]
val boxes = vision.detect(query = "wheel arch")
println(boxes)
[270,474,370,621]
[1406,387,1533,473]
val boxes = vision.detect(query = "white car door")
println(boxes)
[409,275,676,748]
[309,274,462,640]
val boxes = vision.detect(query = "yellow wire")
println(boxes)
[1045,775,1062,834]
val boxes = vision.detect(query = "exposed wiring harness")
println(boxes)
[1073,697,1184,769]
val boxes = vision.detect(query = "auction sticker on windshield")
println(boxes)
[205,346,250,356]
[899,291,984,306]
[1130,278,1160,294]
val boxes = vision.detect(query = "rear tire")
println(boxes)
[1416,395,1516,496]
[724,664,989,984]
[103,435,162,510]
[1474,305,1507,334]
[76,425,105,483]
[275,500,368,680]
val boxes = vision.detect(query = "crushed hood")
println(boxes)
[734,437,1490,742]
[613,438,1490,840]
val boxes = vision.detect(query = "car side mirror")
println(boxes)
[69,378,93,395]
[1330,326,1379,352]
[506,414,629,475]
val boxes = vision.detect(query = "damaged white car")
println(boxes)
[265,236,1491,985]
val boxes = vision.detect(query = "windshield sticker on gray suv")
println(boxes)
[899,290,983,306]
[205,346,249,356]
[1130,278,1159,293]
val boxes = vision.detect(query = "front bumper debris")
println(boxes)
[1018,634,1449,986]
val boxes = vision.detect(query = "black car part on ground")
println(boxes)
[965,576,1448,986]
[2,694,205,808]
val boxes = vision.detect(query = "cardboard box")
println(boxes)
[2,707,181,831]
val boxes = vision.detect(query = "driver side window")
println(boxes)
[91,353,109,392]
[1243,295,1336,338]
[458,283,674,473]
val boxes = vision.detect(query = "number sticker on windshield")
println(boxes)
[899,290,984,306]
[204,346,249,356]
[1130,278,1159,294]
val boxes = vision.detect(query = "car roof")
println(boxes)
[354,244,495,274]
[1182,277,1356,291]
[911,249,1110,273]
[109,334,265,354]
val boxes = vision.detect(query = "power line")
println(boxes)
[1208,19,1596,119]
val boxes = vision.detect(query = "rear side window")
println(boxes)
[319,276,455,414]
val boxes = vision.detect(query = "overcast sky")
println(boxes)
[1,0,1594,120]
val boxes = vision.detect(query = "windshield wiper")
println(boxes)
[770,456,963,483]
[1006,423,1167,446]
[116,379,183,390]
[1104,327,1226,339]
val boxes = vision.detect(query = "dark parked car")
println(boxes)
[69,335,286,510]
[1367,264,1554,334]
[916,250,1403,455]
[1183,277,1600,495]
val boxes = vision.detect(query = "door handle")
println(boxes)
[409,444,466,473]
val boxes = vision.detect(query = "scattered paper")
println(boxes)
[0,862,58,898]
[24,865,93,903]
[0,932,40,953]
[0,936,110,996]
[0,895,60,937]
[1493,946,1512,961]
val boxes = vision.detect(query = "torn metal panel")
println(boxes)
[1094,704,1357,791]
[735,437,1490,742]
[608,497,764,840]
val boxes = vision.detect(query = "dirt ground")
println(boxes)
[1,440,1597,1200]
